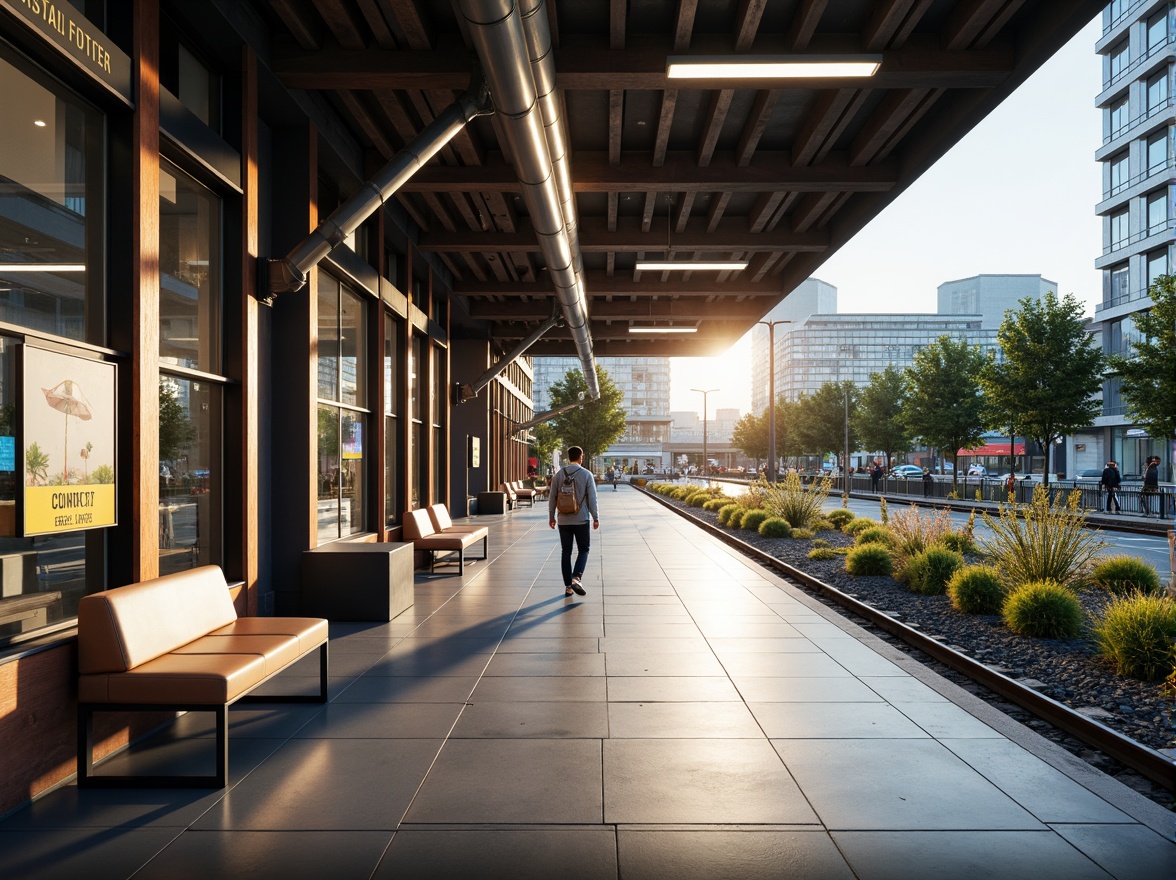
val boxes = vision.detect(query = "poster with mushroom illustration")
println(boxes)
[21,345,117,536]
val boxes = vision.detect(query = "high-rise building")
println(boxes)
[1077,1,1174,479]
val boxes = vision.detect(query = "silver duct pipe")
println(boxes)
[458,0,599,398]
[512,397,587,433]
[456,304,563,403]
[263,77,493,300]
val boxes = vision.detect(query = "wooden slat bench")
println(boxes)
[403,509,487,574]
[76,565,328,788]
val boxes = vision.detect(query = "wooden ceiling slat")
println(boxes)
[354,0,397,49]
[336,89,397,157]
[674,192,697,233]
[467,297,772,321]
[735,89,779,167]
[456,273,780,297]
[864,0,918,51]
[373,89,418,143]
[641,192,659,233]
[269,0,323,50]
[607,192,619,232]
[891,0,936,49]
[396,193,431,231]
[311,0,367,49]
[697,89,734,167]
[748,191,785,233]
[849,88,934,166]
[653,89,677,168]
[706,191,731,232]
[385,0,433,49]
[609,89,624,165]
[674,0,698,51]
[789,191,839,233]
[791,89,869,167]
[611,0,627,50]
[946,0,1022,51]
[867,88,946,165]
[419,191,458,232]
[734,0,768,52]
[787,0,828,51]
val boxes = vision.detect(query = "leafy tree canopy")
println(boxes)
[528,422,562,474]
[903,336,986,490]
[1107,275,1176,444]
[548,365,626,469]
[160,381,197,462]
[980,291,1103,484]
[732,411,767,462]
[794,381,858,461]
[853,365,912,471]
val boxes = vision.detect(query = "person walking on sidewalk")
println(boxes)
[1141,456,1164,519]
[549,445,600,596]
[1100,460,1122,513]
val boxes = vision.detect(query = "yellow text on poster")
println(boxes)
[24,485,116,535]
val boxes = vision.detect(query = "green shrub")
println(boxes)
[887,505,954,573]
[717,503,741,526]
[845,543,894,577]
[905,547,965,596]
[855,527,895,548]
[1003,580,1084,638]
[812,518,835,532]
[728,508,747,529]
[843,517,877,536]
[811,538,831,549]
[982,485,1108,589]
[1092,592,1176,681]
[833,546,852,556]
[1091,555,1163,596]
[790,528,815,540]
[739,509,770,531]
[703,497,732,512]
[760,472,832,529]
[947,565,1007,615]
[826,508,855,529]
[671,487,692,500]
[808,547,839,560]
[938,532,978,556]
[686,492,711,507]
[759,517,793,538]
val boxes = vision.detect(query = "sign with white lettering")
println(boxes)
[20,345,117,536]
[1,0,133,104]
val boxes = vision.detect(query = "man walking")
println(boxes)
[1141,456,1164,519]
[549,446,599,596]
[1100,461,1122,513]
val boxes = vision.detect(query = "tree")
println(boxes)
[159,381,197,462]
[548,365,626,470]
[980,291,1103,485]
[853,365,912,471]
[528,422,562,475]
[794,381,858,466]
[904,336,986,493]
[1107,275,1176,445]
[732,410,767,463]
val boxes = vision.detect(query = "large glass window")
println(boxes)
[1147,247,1169,285]
[1109,264,1129,305]
[0,51,103,342]
[1147,129,1169,173]
[384,313,403,525]
[409,334,426,508]
[432,343,446,504]
[1147,9,1169,53]
[1109,152,1129,194]
[158,376,221,576]
[1147,189,1168,234]
[317,276,368,540]
[1109,210,1129,248]
[1110,98,1129,137]
[1109,41,1129,81]
[1147,69,1169,113]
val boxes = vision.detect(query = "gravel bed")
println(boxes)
[659,495,1176,810]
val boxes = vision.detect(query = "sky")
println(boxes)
[670,15,1104,418]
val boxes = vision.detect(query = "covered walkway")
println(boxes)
[0,490,1172,878]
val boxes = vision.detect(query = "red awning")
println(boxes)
[957,443,1026,456]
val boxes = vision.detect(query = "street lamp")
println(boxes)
[692,387,719,479]
[836,344,854,499]
[755,320,792,483]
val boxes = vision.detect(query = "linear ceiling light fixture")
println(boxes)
[636,260,749,271]
[628,327,698,334]
[0,263,86,272]
[666,55,881,80]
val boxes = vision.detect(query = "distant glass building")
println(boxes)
[1075,1,1175,480]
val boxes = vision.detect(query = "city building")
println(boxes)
[1072,0,1175,480]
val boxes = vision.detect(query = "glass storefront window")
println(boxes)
[0,51,103,342]
[158,375,221,576]
[160,160,221,373]
[384,313,403,525]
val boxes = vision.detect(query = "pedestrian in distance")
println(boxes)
[1141,456,1164,519]
[870,460,884,493]
[1100,460,1122,513]
[549,446,600,596]
[921,468,933,498]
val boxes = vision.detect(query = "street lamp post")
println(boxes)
[692,387,718,480]
[836,344,853,500]
[755,320,792,483]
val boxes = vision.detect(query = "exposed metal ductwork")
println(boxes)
[456,303,563,403]
[458,0,599,399]
[260,76,493,302]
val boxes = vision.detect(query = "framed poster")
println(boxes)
[20,345,117,536]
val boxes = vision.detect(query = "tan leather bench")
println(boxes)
[426,503,490,539]
[76,565,328,788]
[403,509,487,574]
[499,483,519,509]
[507,481,538,507]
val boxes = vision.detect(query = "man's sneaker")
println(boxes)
[570,576,586,596]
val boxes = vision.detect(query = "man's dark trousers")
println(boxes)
[559,523,592,584]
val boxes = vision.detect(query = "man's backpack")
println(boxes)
[555,467,582,515]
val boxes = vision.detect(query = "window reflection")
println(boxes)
[158,376,220,575]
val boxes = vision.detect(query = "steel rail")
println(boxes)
[640,487,1176,792]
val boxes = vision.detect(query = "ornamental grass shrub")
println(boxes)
[1092,592,1176,681]
[812,518,836,531]
[759,517,793,538]
[760,472,832,529]
[904,547,964,596]
[982,485,1107,589]
[1002,580,1084,639]
[855,527,895,548]
[845,543,894,577]
[703,497,732,512]
[843,517,877,536]
[946,565,1007,615]
[938,532,978,557]
[808,547,839,560]
[887,505,953,569]
[790,528,815,540]
[686,491,712,507]
[717,503,741,526]
[1090,555,1163,596]
[728,508,747,529]
[811,538,831,549]
[740,509,770,531]
[826,508,855,530]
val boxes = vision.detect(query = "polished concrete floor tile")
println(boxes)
[696,622,805,639]
[452,701,608,738]
[494,636,600,653]
[1049,823,1176,880]
[0,827,181,880]
[602,605,690,617]
[404,739,602,824]
[0,783,225,832]
[292,701,463,739]
[832,830,1116,880]
[83,734,285,794]
[508,622,606,639]
[753,702,930,739]
[328,634,407,654]
[483,651,606,677]
[943,739,1132,824]
[732,676,885,703]
[788,623,855,639]
[617,829,855,880]
[773,739,1044,831]
[861,675,949,703]
[804,639,908,676]
[605,651,726,677]
[894,701,1003,739]
[705,637,818,653]
[603,739,819,825]
[375,828,619,880]
[362,652,491,678]
[336,674,476,703]
[471,675,608,702]
[606,676,743,702]
[603,622,703,638]
[136,830,391,880]
[598,636,710,653]
[193,738,442,831]
[382,636,501,655]
[608,702,762,738]
[716,652,852,678]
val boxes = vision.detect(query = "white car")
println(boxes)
[890,465,924,478]
[966,465,987,476]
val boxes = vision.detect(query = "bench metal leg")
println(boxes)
[240,641,330,704]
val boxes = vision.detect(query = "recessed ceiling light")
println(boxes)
[635,260,749,272]
[628,327,698,334]
[33,119,46,127]
[0,263,85,272]
[666,55,881,79]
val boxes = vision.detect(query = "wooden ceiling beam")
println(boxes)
[269,0,323,50]
[335,90,398,158]
[467,297,772,321]
[455,273,780,297]
[611,0,627,49]
[734,0,768,52]
[354,0,397,49]
[385,0,433,49]
[609,89,624,165]
[787,0,828,51]
[698,89,734,167]
[735,89,779,166]
[311,0,368,49]
[653,89,677,167]
[791,88,869,167]
[946,0,1024,51]
[674,0,698,51]
[850,88,943,166]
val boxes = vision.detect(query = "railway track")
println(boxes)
[641,487,1176,794]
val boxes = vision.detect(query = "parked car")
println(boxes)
[966,465,987,476]
[1074,469,1103,480]
[890,464,924,478]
